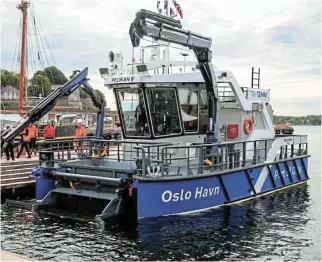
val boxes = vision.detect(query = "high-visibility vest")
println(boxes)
[75,126,87,138]
[29,125,38,139]
[73,126,87,147]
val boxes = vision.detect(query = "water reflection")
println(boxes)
[1,181,319,261]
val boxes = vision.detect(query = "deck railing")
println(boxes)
[35,135,308,177]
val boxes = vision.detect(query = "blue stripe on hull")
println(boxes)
[270,164,284,187]
[287,161,300,182]
[261,168,275,193]
[248,167,263,186]
[135,157,309,218]
[278,162,292,185]
[221,171,253,201]
[296,159,308,180]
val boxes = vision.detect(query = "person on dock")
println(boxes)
[43,120,55,140]
[73,119,87,154]
[43,120,55,149]
[17,126,31,159]
[4,124,15,161]
[28,122,38,155]
[0,128,5,158]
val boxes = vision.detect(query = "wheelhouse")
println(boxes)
[113,82,209,140]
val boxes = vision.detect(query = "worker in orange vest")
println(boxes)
[17,126,31,158]
[73,119,87,152]
[28,122,38,155]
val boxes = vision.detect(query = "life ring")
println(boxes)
[244,117,254,135]
[147,163,161,177]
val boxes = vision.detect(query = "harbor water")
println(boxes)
[1,126,321,261]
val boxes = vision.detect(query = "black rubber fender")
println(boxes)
[103,133,112,140]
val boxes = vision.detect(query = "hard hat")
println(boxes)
[77,119,83,124]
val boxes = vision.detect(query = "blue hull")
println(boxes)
[134,157,309,218]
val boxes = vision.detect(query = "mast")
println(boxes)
[17,0,29,115]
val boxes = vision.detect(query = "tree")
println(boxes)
[0,70,20,88]
[94,89,107,106]
[1,101,9,109]
[34,70,46,77]
[0,71,6,87]
[80,89,89,99]
[30,74,52,97]
[44,66,68,85]
[273,115,321,126]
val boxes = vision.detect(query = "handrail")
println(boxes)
[34,134,308,178]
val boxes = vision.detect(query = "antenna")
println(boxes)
[108,51,114,63]
[180,52,189,72]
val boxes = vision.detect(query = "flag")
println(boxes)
[157,0,162,14]
[164,0,168,15]
[172,0,183,19]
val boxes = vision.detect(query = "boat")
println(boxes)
[274,123,294,135]
[3,4,309,222]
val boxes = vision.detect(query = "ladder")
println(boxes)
[251,67,260,89]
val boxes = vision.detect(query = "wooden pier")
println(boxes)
[1,158,38,193]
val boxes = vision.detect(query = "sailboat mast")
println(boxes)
[17,0,29,115]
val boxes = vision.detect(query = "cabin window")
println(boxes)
[146,87,182,136]
[116,88,150,137]
[199,90,209,134]
[178,89,199,133]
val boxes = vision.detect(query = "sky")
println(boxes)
[0,0,321,116]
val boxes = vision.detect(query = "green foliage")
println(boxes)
[0,72,6,87]
[30,74,52,97]
[0,70,19,88]
[94,89,107,106]
[83,105,96,110]
[1,101,9,109]
[80,89,89,99]
[34,70,46,77]
[44,66,68,84]
[274,115,321,125]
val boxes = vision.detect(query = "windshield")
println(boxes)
[178,89,199,132]
[146,87,181,136]
[117,88,150,137]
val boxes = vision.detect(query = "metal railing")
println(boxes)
[218,83,248,102]
[34,135,308,178]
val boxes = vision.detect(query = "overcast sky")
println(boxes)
[1,0,321,116]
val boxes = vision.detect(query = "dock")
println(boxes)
[1,250,35,261]
[1,156,38,193]
[0,147,121,194]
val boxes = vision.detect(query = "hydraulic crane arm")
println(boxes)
[81,79,106,138]
[1,67,105,142]
[129,9,219,145]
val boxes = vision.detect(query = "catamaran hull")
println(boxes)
[30,156,309,222]
[134,156,309,218]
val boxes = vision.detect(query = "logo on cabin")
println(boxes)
[247,88,270,102]
[111,76,134,83]
[249,90,268,98]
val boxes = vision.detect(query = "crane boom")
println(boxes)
[129,9,219,145]
[1,67,105,142]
